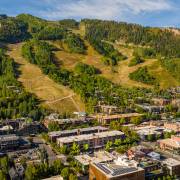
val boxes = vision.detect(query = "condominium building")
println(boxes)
[151,98,170,106]
[44,113,91,128]
[139,159,163,179]
[89,155,145,180]
[162,158,180,177]
[135,126,172,140]
[75,151,115,173]
[158,135,180,155]
[49,126,108,142]
[136,104,165,113]
[96,113,142,125]
[0,134,20,150]
[164,121,180,133]
[56,130,124,150]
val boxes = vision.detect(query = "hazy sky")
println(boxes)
[0,0,180,27]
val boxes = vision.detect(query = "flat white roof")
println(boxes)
[162,158,180,166]
[49,126,108,137]
[75,151,114,166]
[57,131,124,143]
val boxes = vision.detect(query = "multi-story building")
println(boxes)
[151,98,170,106]
[89,155,145,180]
[96,113,142,125]
[139,159,163,179]
[162,158,180,177]
[0,134,20,150]
[127,145,152,160]
[43,113,91,128]
[0,125,13,135]
[164,121,180,133]
[75,151,114,173]
[49,126,108,142]
[171,99,180,108]
[135,126,172,141]
[136,104,165,114]
[56,130,124,151]
[18,121,45,136]
[158,135,180,155]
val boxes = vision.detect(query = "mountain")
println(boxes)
[0,14,180,113]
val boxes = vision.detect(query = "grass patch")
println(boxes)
[7,43,85,114]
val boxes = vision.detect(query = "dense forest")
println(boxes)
[82,19,180,82]
[0,17,28,42]
[129,66,156,85]
[64,34,87,54]
[0,14,179,80]
[160,58,180,82]
[129,55,144,67]
[0,48,45,120]
[82,19,180,58]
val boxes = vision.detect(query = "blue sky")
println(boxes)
[0,0,180,27]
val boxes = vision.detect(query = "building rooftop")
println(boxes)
[93,155,143,178]
[0,125,13,131]
[135,126,172,136]
[57,130,124,143]
[49,126,108,137]
[158,138,180,148]
[0,134,19,142]
[147,152,160,160]
[139,159,159,168]
[96,113,142,120]
[162,158,180,167]
[75,151,114,166]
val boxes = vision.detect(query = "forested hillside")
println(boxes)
[0,48,45,120]
[82,19,180,58]
[82,19,180,82]
[0,17,28,42]
[0,14,179,115]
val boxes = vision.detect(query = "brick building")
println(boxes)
[164,121,180,133]
[56,131,124,151]
[158,135,180,155]
[96,113,142,125]
[49,126,108,142]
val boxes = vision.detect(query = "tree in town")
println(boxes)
[69,173,78,180]
[105,141,113,152]
[0,156,9,174]
[59,145,68,154]
[51,160,63,175]
[147,134,154,142]
[0,170,6,180]
[130,116,142,125]
[61,167,69,180]
[25,164,38,180]
[48,122,60,132]
[119,118,126,125]
[70,143,80,155]
[114,139,122,147]
[83,144,89,152]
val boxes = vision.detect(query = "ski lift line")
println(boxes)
[46,94,75,104]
